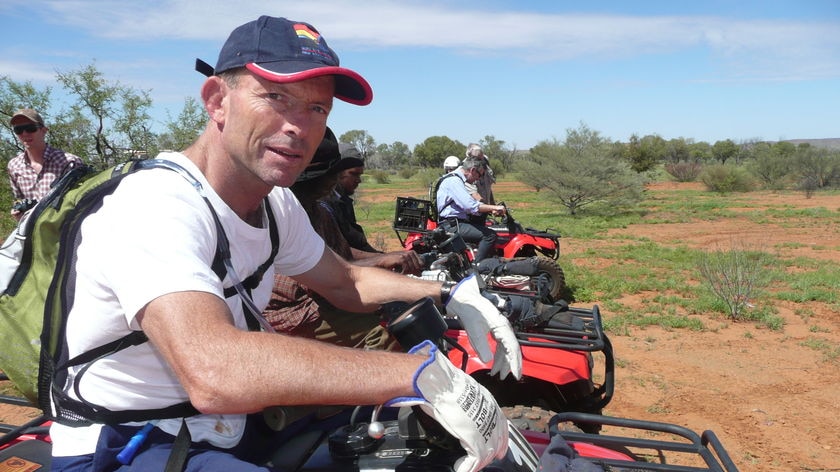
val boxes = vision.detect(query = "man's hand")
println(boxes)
[444,274,522,380]
[387,341,508,472]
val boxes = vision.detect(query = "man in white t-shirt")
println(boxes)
[48,16,521,472]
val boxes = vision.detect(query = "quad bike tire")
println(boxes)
[503,405,567,433]
[532,257,566,303]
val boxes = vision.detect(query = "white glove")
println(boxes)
[387,341,509,472]
[445,274,522,380]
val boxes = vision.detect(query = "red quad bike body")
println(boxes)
[392,196,608,431]
[441,305,615,433]
[394,197,566,303]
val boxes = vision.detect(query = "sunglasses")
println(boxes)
[13,124,43,135]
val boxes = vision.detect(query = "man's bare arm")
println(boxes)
[138,290,422,415]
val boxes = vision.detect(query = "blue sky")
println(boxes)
[2,0,839,150]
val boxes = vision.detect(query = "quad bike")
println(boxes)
[385,227,614,433]
[383,286,614,434]
[0,299,740,471]
[393,197,566,302]
[0,393,740,472]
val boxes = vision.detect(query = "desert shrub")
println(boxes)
[697,242,773,320]
[700,164,755,192]
[397,167,418,179]
[414,168,444,191]
[368,169,391,184]
[664,162,702,182]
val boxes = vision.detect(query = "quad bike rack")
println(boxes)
[0,373,52,469]
[549,412,740,471]
[392,196,435,246]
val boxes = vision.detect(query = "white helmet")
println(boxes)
[443,155,460,171]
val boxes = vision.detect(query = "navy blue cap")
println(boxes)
[334,142,364,171]
[197,16,372,106]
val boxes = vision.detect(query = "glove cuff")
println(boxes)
[439,280,457,305]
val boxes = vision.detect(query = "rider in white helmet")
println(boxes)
[443,155,460,173]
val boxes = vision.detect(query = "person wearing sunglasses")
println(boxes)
[7,109,83,220]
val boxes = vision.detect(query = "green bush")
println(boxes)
[414,168,444,190]
[700,164,755,192]
[368,169,391,184]
[397,167,418,180]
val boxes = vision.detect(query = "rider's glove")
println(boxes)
[387,340,509,472]
[445,274,522,380]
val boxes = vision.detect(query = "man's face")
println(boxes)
[465,166,485,184]
[218,71,335,189]
[337,166,364,195]
[11,118,47,151]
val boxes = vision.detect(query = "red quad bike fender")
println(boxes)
[499,233,557,259]
[445,329,592,387]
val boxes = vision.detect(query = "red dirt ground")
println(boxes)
[567,182,840,472]
[2,181,838,471]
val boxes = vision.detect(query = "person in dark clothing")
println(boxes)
[323,142,381,253]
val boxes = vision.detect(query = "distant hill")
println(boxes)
[781,138,840,150]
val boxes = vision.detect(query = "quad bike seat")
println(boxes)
[0,437,51,469]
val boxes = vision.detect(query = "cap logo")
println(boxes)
[294,23,335,63]
[294,23,319,42]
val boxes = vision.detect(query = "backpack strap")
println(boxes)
[431,172,459,221]
[46,158,279,425]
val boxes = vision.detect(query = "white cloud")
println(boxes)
[30,0,840,79]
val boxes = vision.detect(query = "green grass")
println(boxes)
[355,173,840,337]
[3,171,836,339]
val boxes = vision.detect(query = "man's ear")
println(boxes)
[201,77,227,124]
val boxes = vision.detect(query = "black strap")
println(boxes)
[51,159,279,426]
[432,172,459,219]
[221,199,279,299]
[165,419,192,472]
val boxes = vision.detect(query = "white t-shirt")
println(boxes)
[50,152,325,456]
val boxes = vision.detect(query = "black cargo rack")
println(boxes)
[393,197,433,246]
[549,412,740,472]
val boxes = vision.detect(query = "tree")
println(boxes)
[712,139,739,164]
[688,140,712,164]
[412,136,464,169]
[623,133,666,172]
[338,129,376,160]
[792,146,840,190]
[664,137,691,163]
[517,124,645,215]
[746,142,794,189]
[56,63,155,168]
[478,135,517,173]
[371,141,411,170]
[157,97,206,152]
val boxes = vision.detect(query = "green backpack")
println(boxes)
[0,158,278,422]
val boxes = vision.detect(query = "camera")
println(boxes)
[12,198,38,213]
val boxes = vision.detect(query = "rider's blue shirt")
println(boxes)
[436,169,480,220]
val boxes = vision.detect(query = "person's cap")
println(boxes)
[195,16,372,106]
[296,127,340,182]
[465,143,484,158]
[10,109,45,126]
[443,155,460,169]
[334,142,365,172]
